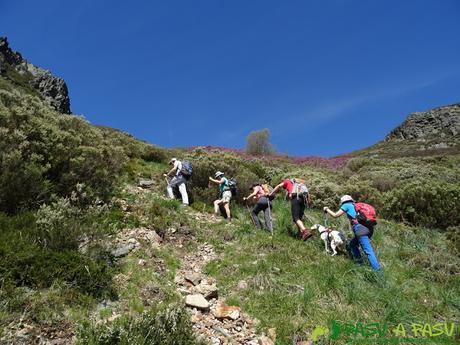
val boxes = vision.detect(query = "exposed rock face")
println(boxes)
[0,37,23,66]
[0,37,71,113]
[29,70,71,113]
[385,103,460,141]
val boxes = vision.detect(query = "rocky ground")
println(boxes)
[174,242,275,345]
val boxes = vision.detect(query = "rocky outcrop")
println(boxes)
[0,37,71,113]
[385,103,460,141]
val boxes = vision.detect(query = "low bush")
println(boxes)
[76,305,205,345]
[0,89,127,213]
[1,245,115,298]
[382,179,460,229]
[35,191,110,251]
[0,211,116,299]
[446,225,460,254]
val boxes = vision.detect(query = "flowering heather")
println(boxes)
[186,146,349,170]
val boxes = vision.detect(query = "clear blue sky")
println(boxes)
[2,0,459,156]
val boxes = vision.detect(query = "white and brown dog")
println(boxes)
[311,224,347,256]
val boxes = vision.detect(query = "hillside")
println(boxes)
[350,103,460,158]
[1,38,459,344]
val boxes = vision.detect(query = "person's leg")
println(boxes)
[251,201,263,229]
[223,202,231,220]
[296,196,307,230]
[261,198,272,232]
[349,236,363,264]
[358,235,381,271]
[166,176,178,199]
[291,198,311,240]
[221,191,232,220]
[213,200,221,214]
[177,182,189,205]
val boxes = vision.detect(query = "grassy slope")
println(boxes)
[1,157,458,344]
[127,161,460,344]
[198,203,460,344]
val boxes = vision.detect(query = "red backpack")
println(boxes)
[354,202,377,227]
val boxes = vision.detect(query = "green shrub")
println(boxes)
[382,179,460,229]
[0,240,115,298]
[34,187,115,251]
[0,89,127,213]
[345,157,371,173]
[76,305,205,345]
[0,211,116,299]
[446,226,460,254]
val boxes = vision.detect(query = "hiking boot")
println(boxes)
[300,229,312,241]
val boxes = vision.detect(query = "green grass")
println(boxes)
[197,202,460,344]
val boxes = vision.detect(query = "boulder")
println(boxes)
[196,283,218,299]
[258,336,274,345]
[214,302,240,320]
[138,179,155,189]
[111,243,136,258]
[185,273,202,286]
[185,294,209,310]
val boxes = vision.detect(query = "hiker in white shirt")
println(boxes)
[163,158,189,205]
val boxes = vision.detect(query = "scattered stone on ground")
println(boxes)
[174,242,265,344]
[258,335,274,345]
[237,280,248,290]
[213,302,241,320]
[185,273,202,286]
[138,178,155,189]
[111,243,136,258]
[186,294,210,310]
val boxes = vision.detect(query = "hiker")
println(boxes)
[269,178,312,240]
[208,171,232,221]
[243,183,272,232]
[163,158,189,205]
[323,195,381,271]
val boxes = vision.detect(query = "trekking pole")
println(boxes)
[245,199,257,228]
[324,207,328,227]
[267,198,274,248]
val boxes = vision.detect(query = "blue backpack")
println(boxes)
[180,160,193,179]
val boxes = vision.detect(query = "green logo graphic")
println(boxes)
[312,325,329,342]
[321,320,458,343]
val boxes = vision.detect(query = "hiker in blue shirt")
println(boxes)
[323,195,381,271]
[209,171,232,221]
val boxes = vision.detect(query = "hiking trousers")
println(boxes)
[290,194,306,222]
[166,175,189,205]
[251,197,272,231]
[349,224,381,271]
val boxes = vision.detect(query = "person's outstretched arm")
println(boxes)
[209,177,224,184]
[243,189,257,201]
[269,182,284,197]
[164,166,177,177]
[323,207,344,218]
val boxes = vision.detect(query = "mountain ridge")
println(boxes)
[0,36,71,113]
[1,37,459,157]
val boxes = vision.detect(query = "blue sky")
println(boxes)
[2,0,459,156]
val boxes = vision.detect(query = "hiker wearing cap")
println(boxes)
[209,171,232,221]
[243,183,272,232]
[269,178,312,241]
[163,158,189,205]
[323,195,381,271]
